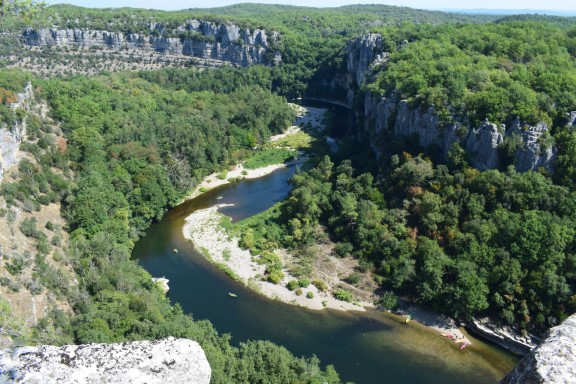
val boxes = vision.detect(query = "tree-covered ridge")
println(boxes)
[41,3,498,34]
[42,69,294,239]
[239,154,576,332]
[0,68,340,382]
[368,21,576,128]
[3,3,499,96]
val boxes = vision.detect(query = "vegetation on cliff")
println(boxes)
[0,68,338,383]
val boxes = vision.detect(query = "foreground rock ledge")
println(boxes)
[500,314,576,384]
[0,337,211,384]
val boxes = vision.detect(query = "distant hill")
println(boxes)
[440,8,576,17]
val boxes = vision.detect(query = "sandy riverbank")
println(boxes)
[181,103,472,344]
[183,205,371,311]
[182,205,473,346]
[185,104,327,201]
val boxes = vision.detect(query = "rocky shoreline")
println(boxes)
[467,318,539,355]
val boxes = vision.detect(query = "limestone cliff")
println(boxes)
[500,314,576,384]
[0,83,33,182]
[0,337,211,383]
[23,20,281,67]
[346,34,557,172]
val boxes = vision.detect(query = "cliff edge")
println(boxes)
[0,337,211,383]
[500,314,576,384]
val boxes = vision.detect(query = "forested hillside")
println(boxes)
[233,19,576,334]
[0,68,340,382]
[2,2,576,380]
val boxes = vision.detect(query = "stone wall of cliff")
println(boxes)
[23,20,281,67]
[346,34,557,172]
[0,337,211,383]
[499,314,576,384]
[0,82,34,182]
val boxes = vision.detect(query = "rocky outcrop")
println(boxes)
[0,337,211,383]
[0,83,33,182]
[500,314,576,384]
[23,20,281,67]
[467,318,539,355]
[346,34,558,172]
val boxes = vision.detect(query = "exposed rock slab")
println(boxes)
[500,314,576,384]
[0,337,211,384]
[23,20,281,67]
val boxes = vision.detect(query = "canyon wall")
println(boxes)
[345,33,557,172]
[0,82,34,182]
[23,20,281,67]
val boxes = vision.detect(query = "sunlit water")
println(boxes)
[134,167,518,383]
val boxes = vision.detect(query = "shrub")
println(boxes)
[334,242,353,257]
[266,269,284,284]
[378,291,399,310]
[306,291,314,299]
[298,278,310,288]
[312,279,328,292]
[286,280,299,291]
[20,218,40,238]
[295,288,303,296]
[333,288,354,302]
[344,273,361,285]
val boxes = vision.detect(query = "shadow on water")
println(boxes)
[135,167,518,384]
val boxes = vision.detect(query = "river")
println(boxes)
[134,166,518,383]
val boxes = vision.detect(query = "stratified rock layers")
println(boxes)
[346,34,557,172]
[24,20,281,67]
[0,337,211,384]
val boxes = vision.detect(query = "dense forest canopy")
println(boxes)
[0,67,341,382]
[368,21,576,129]
[2,3,576,380]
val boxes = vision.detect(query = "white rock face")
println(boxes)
[0,82,33,182]
[23,20,281,67]
[0,337,211,384]
[500,314,576,384]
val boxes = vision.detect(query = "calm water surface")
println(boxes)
[135,167,518,383]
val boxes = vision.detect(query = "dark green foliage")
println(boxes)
[369,22,576,130]
[239,152,576,331]
[0,67,340,382]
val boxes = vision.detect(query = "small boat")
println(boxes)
[228,292,237,298]
[173,248,178,253]
[216,196,223,200]
[405,315,412,323]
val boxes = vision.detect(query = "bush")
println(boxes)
[266,269,284,284]
[344,273,361,285]
[20,217,40,238]
[295,288,303,296]
[378,291,399,310]
[333,288,354,302]
[286,280,299,291]
[312,279,328,292]
[334,242,353,257]
[306,291,314,299]
[298,278,310,288]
